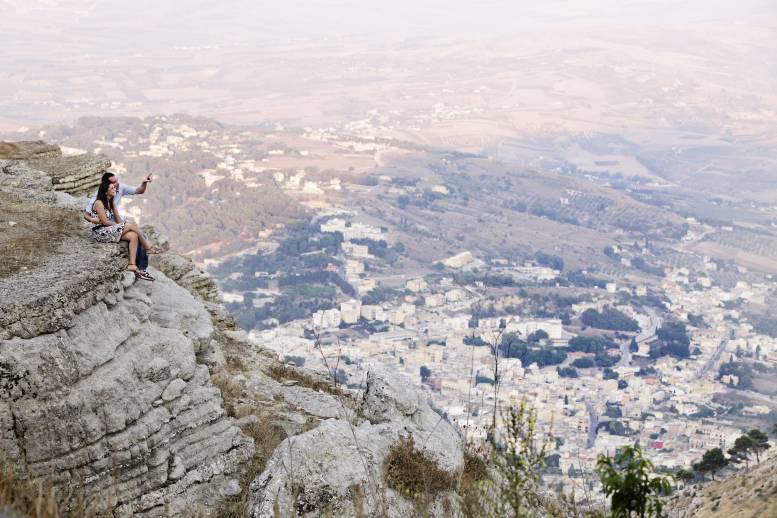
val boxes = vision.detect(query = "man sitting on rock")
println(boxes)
[85,171,155,280]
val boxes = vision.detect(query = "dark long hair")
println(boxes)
[95,177,114,214]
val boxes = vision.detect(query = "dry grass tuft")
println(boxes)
[224,352,248,372]
[0,464,93,518]
[266,363,346,398]
[211,371,244,417]
[216,417,289,518]
[459,446,489,491]
[0,192,82,279]
[383,435,456,499]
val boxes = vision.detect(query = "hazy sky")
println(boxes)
[4,0,776,50]
[1,0,775,130]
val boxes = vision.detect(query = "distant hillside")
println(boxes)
[668,457,777,518]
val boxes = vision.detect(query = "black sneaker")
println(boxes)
[136,270,155,281]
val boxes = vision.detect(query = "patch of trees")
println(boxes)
[464,335,489,347]
[631,256,665,277]
[605,403,623,418]
[597,420,633,436]
[277,223,343,257]
[528,202,578,226]
[727,429,770,467]
[518,292,586,321]
[534,251,564,271]
[280,271,355,297]
[649,320,690,359]
[572,357,595,369]
[693,448,727,480]
[562,270,608,289]
[603,368,619,380]
[498,333,568,367]
[747,312,777,338]
[557,367,579,378]
[568,336,618,353]
[581,305,640,332]
[453,272,516,287]
[636,366,658,377]
[227,290,337,330]
[603,245,620,261]
[687,313,706,328]
[718,360,754,390]
[361,286,407,305]
[595,351,621,367]
[631,293,668,310]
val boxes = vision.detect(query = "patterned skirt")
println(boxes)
[92,223,126,243]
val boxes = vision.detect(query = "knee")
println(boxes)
[125,230,138,241]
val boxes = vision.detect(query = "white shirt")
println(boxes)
[84,183,137,215]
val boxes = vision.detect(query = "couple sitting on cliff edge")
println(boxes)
[84,171,158,281]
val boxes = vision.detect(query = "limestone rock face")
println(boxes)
[0,140,61,161]
[247,369,464,518]
[0,271,254,516]
[151,252,222,304]
[0,154,252,516]
[30,151,112,196]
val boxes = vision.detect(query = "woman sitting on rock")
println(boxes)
[90,176,157,276]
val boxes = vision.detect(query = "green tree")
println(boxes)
[747,429,770,463]
[693,448,728,480]
[596,444,673,518]
[676,468,695,487]
[461,400,558,518]
[603,368,620,380]
[420,365,432,381]
[728,434,755,468]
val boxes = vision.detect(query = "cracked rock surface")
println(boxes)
[0,149,252,516]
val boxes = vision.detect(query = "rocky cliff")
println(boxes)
[0,143,464,517]
[667,457,777,518]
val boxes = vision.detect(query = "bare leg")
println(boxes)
[123,222,157,253]
[121,230,139,271]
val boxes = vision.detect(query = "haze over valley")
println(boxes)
[2,1,777,515]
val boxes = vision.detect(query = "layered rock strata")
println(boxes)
[0,149,253,516]
[30,152,112,196]
[246,369,464,517]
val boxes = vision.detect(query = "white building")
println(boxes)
[340,300,362,324]
[312,308,342,329]
[406,278,428,293]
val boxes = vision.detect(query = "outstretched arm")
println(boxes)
[135,173,153,194]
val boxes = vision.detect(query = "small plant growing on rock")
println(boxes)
[383,435,456,500]
[596,444,673,518]
[461,399,566,518]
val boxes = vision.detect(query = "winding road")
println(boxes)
[617,307,661,367]
[696,339,728,380]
